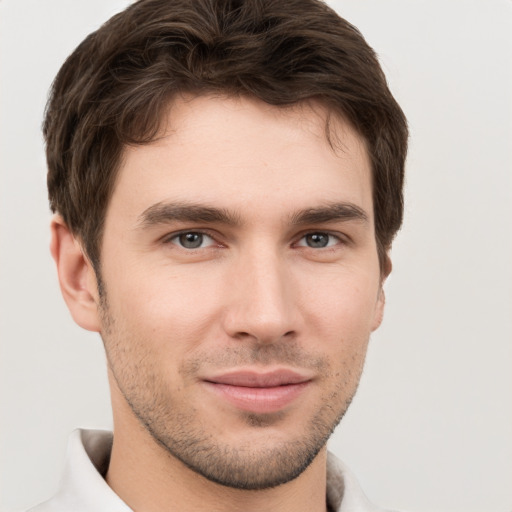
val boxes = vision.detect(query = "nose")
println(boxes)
[221,248,300,344]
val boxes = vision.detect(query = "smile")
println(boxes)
[203,369,312,414]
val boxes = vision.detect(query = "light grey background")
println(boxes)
[1,1,511,511]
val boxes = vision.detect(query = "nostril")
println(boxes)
[234,331,251,339]
[232,330,296,343]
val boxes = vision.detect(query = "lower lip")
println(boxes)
[204,381,310,414]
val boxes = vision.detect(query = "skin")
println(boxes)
[51,95,387,512]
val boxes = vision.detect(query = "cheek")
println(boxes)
[301,269,380,337]
[104,264,224,352]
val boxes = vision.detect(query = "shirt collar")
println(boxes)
[30,429,385,512]
[326,452,386,512]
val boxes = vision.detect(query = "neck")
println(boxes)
[106,388,329,512]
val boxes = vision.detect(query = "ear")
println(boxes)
[371,254,392,332]
[50,215,102,332]
[371,288,386,332]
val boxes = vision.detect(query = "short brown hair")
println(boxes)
[45,0,408,272]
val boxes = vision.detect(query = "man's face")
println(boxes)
[98,95,385,489]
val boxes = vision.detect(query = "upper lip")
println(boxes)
[204,369,312,388]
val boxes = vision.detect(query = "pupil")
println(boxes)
[307,233,328,248]
[180,233,202,248]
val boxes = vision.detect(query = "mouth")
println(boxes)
[202,369,312,414]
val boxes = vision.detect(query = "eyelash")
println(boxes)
[164,230,346,250]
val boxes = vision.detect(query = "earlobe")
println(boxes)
[50,215,102,332]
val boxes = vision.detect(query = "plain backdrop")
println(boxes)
[1,1,511,511]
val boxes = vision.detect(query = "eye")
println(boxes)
[296,232,340,248]
[169,231,216,249]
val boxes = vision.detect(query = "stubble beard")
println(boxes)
[99,291,363,491]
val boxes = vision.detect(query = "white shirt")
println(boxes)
[28,429,392,512]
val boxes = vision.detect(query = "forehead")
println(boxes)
[108,94,373,223]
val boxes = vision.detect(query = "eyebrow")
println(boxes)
[136,200,369,230]
[137,201,241,228]
[290,202,369,225]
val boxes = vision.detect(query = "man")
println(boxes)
[31,0,407,510]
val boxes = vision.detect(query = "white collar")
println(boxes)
[29,429,388,512]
